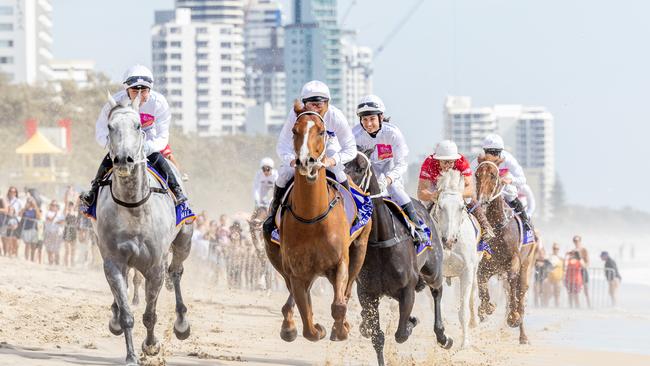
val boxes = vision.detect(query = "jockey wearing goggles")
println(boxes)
[353,94,427,244]
[263,80,357,235]
[418,140,495,240]
[470,133,532,233]
[80,64,188,207]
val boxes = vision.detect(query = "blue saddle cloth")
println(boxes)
[380,198,433,256]
[81,164,195,227]
[468,214,493,256]
[270,180,373,245]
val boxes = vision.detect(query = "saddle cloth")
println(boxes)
[468,214,492,258]
[81,164,195,227]
[270,177,373,246]
[380,198,433,256]
[515,215,535,246]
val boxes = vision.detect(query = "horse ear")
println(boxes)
[293,99,303,115]
[107,90,117,107]
[497,157,505,165]
[477,154,485,163]
[131,90,141,111]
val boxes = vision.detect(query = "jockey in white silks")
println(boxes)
[263,80,356,235]
[253,157,278,209]
[80,64,188,206]
[518,183,536,218]
[352,94,427,244]
[470,134,532,233]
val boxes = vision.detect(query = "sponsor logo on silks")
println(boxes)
[477,240,493,255]
[416,220,433,255]
[175,202,196,226]
[376,144,393,160]
[326,130,336,137]
[523,229,535,245]
[498,167,509,177]
[140,113,155,129]
[462,168,472,175]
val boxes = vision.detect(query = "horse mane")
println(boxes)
[436,170,463,194]
[293,99,305,115]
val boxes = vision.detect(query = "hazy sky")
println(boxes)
[51,0,649,211]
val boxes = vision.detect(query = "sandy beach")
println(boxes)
[0,255,648,366]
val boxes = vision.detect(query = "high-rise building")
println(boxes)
[0,0,53,84]
[244,0,284,110]
[175,0,245,30]
[50,59,95,88]
[443,96,555,220]
[152,8,246,135]
[284,0,344,108]
[341,32,372,123]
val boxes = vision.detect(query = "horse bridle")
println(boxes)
[476,161,504,204]
[431,190,469,243]
[355,151,387,199]
[295,111,328,168]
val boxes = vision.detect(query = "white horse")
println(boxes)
[430,170,482,349]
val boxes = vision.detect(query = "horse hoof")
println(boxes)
[507,312,521,328]
[142,339,161,356]
[174,320,191,340]
[438,337,453,350]
[409,316,419,328]
[280,327,297,342]
[359,320,371,339]
[486,302,496,315]
[520,337,530,345]
[329,321,349,342]
[305,323,326,342]
[108,319,123,336]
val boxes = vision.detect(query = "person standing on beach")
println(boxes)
[572,235,591,307]
[564,250,584,308]
[600,251,622,306]
[545,243,564,307]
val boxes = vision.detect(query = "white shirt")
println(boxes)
[518,184,536,217]
[352,123,409,182]
[471,150,527,188]
[253,169,278,207]
[95,90,171,156]
[276,105,356,167]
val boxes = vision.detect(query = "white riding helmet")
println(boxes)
[433,140,461,160]
[356,94,386,117]
[300,80,330,102]
[122,64,154,89]
[482,134,505,150]
[260,157,274,169]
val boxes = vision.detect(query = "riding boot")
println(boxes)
[508,197,532,232]
[263,185,288,236]
[79,153,113,206]
[149,152,187,204]
[467,200,495,240]
[339,178,350,191]
[401,201,427,244]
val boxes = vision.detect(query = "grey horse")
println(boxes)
[94,92,193,365]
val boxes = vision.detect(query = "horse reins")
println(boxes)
[476,161,504,203]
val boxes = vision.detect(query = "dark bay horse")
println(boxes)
[475,158,536,344]
[345,151,452,366]
[263,102,371,342]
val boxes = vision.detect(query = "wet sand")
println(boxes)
[0,256,648,366]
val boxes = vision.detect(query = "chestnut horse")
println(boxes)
[474,157,536,344]
[264,102,371,342]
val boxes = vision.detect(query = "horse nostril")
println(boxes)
[441,236,447,243]
[308,157,316,164]
[126,156,134,163]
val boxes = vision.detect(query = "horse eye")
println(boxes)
[319,131,325,136]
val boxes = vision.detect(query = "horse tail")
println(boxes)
[117,240,140,260]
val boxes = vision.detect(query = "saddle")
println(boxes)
[81,164,195,226]
[270,176,373,246]
[379,198,433,256]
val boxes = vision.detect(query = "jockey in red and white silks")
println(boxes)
[263,80,356,234]
[470,133,532,232]
[352,94,427,244]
